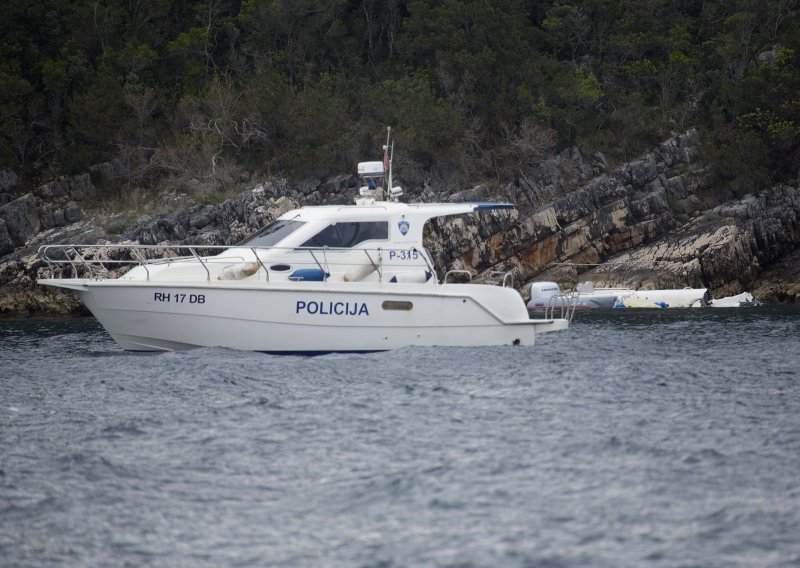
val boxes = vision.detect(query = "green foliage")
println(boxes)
[68,62,129,147]
[0,66,35,169]
[570,68,603,104]
[401,0,535,121]
[701,126,771,197]
[58,142,100,176]
[0,0,798,193]
[370,74,463,163]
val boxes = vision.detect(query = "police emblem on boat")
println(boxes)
[398,220,410,236]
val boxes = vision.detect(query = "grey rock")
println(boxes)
[89,159,126,184]
[0,220,13,256]
[629,195,652,218]
[64,202,82,223]
[0,170,18,193]
[297,178,321,195]
[190,210,212,229]
[37,179,66,199]
[447,190,467,202]
[627,154,658,187]
[647,191,669,213]
[119,185,298,248]
[37,173,96,201]
[0,171,18,207]
[576,185,800,298]
[0,194,41,247]
[39,205,56,229]
[666,175,687,199]
[683,145,698,163]
[591,152,608,173]
[319,174,355,194]
[470,185,491,201]
[644,177,664,193]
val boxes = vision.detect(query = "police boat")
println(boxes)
[38,133,575,352]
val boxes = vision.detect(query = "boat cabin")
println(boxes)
[116,152,513,285]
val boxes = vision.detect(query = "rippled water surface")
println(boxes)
[2,308,799,567]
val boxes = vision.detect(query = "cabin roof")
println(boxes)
[283,201,514,223]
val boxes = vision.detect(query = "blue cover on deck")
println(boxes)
[289,268,327,281]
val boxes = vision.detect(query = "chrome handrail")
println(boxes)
[307,248,327,279]
[188,247,210,282]
[544,290,579,322]
[413,246,435,277]
[444,269,473,283]
[36,243,437,283]
[364,249,382,282]
[250,247,269,282]
[489,271,514,288]
[37,242,576,324]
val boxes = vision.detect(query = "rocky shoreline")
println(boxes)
[1,131,798,317]
[431,131,800,303]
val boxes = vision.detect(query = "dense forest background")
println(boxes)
[1,0,799,198]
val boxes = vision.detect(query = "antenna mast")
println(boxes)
[385,126,393,191]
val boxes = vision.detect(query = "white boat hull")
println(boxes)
[708,292,760,308]
[622,288,708,308]
[528,293,618,310]
[41,279,566,352]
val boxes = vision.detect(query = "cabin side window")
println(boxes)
[301,222,388,248]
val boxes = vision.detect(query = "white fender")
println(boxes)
[388,270,432,283]
[343,263,378,282]
[218,262,260,281]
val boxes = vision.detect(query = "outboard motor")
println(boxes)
[527,282,562,308]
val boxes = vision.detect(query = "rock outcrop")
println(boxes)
[752,249,800,303]
[580,187,800,298]
[1,131,799,316]
[0,170,90,254]
[0,181,300,315]
[430,131,800,303]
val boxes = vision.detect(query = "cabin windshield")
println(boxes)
[237,219,305,247]
[301,221,388,248]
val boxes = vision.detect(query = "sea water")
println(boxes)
[1,308,799,567]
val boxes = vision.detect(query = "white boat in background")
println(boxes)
[528,281,709,311]
[708,291,761,307]
[38,130,575,353]
[528,281,619,310]
[620,287,708,308]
